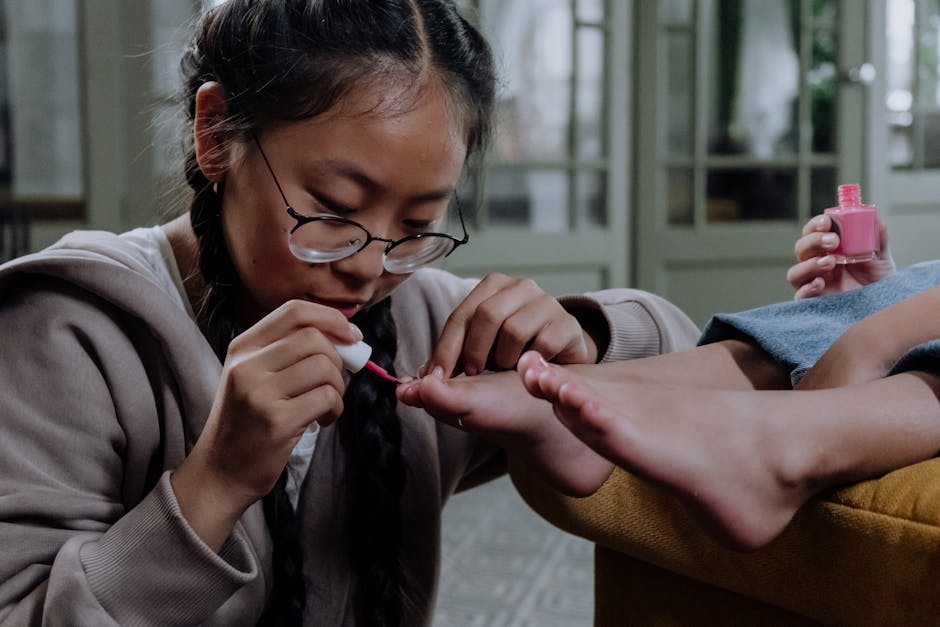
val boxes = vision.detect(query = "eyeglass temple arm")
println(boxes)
[454,196,470,244]
[251,132,292,208]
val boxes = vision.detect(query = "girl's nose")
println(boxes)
[331,239,387,280]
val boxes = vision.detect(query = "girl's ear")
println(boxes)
[193,82,232,184]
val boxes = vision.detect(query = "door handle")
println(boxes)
[841,62,876,86]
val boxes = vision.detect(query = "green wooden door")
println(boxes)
[634,0,868,327]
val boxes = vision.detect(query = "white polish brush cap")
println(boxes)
[334,340,372,373]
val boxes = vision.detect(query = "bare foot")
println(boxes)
[397,370,613,496]
[516,351,827,550]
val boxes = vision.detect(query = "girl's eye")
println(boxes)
[312,194,355,217]
[404,217,443,234]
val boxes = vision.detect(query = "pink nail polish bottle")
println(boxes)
[823,183,878,264]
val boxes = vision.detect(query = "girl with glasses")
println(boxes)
[0,1,700,625]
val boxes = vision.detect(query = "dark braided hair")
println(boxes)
[178,1,495,625]
[341,298,405,625]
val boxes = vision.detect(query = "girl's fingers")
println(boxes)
[465,287,556,372]
[281,383,345,428]
[232,299,362,352]
[274,352,346,399]
[801,213,830,236]
[793,230,839,263]
[425,273,518,376]
[255,325,345,374]
[786,256,835,291]
[793,276,825,300]
[514,303,586,365]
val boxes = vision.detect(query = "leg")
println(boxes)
[584,339,791,391]
[519,352,940,550]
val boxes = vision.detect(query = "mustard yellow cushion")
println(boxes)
[509,456,940,626]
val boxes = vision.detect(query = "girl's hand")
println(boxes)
[171,300,359,549]
[787,214,895,299]
[423,273,598,378]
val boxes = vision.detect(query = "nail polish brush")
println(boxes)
[334,340,401,383]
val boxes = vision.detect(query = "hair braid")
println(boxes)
[340,298,406,626]
[184,150,306,627]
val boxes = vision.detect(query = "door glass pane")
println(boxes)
[576,0,604,23]
[151,0,194,178]
[667,168,694,225]
[886,0,915,167]
[484,0,572,162]
[811,166,838,215]
[474,0,609,232]
[576,27,605,159]
[885,0,940,169]
[707,0,800,159]
[810,21,838,153]
[4,1,82,199]
[577,170,606,228]
[661,0,694,24]
[485,168,571,232]
[666,30,694,157]
[707,168,797,221]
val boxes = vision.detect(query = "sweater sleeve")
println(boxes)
[559,288,701,361]
[0,280,256,626]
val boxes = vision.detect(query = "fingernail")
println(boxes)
[812,215,826,229]
[817,255,833,267]
[349,324,363,341]
[821,233,837,247]
[464,364,479,376]
[538,355,549,368]
[432,366,444,379]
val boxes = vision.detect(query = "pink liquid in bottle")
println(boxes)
[823,183,878,264]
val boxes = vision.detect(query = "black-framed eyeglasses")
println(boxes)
[253,135,470,274]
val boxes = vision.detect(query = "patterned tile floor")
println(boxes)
[433,476,593,627]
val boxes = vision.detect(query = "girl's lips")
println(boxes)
[307,296,365,318]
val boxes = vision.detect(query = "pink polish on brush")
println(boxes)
[334,341,401,383]
[823,183,878,264]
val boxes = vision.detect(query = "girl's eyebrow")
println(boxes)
[318,158,455,204]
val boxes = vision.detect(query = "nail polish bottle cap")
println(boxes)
[334,340,372,373]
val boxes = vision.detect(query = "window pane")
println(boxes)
[886,0,927,169]
[666,31,694,157]
[151,0,194,179]
[916,0,940,108]
[810,23,838,153]
[576,0,604,23]
[707,0,800,159]
[484,168,571,231]
[577,170,606,227]
[576,26,605,159]
[810,167,838,216]
[482,0,573,162]
[885,0,915,167]
[661,0,693,25]
[4,1,82,198]
[706,168,797,222]
[666,168,693,226]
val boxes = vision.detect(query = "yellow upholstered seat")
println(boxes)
[509,456,940,626]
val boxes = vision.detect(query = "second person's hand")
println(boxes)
[787,214,895,299]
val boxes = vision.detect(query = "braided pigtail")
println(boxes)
[184,145,306,627]
[339,298,406,626]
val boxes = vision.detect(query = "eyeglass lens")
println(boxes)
[288,218,457,272]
